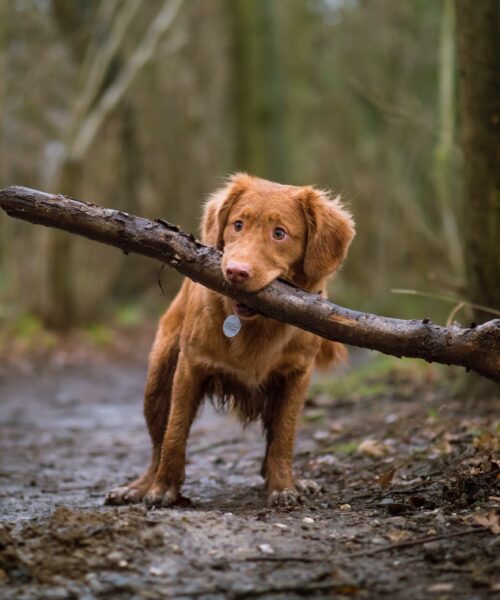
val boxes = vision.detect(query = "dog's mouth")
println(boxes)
[234,302,258,318]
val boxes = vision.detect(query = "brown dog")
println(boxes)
[106,174,355,507]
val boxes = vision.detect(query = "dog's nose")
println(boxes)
[226,262,250,284]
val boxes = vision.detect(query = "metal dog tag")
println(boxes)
[223,314,241,338]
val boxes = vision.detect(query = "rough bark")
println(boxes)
[1,186,499,383]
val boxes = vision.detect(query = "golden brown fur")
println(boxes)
[106,174,355,507]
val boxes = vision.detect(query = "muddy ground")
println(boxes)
[0,349,499,599]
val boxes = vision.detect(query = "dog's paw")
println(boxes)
[267,488,304,508]
[295,479,321,496]
[105,485,133,506]
[123,486,149,504]
[105,483,149,505]
[143,484,179,508]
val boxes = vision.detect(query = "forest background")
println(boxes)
[0,0,490,338]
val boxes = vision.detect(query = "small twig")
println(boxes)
[391,289,500,318]
[433,565,473,574]
[476,466,500,480]
[189,437,242,455]
[342,527,485,558]
[348,485,429,501]
[381,486,429,498]
[157,263,166,296]
[446,301,466,326]
[236,555,327,563]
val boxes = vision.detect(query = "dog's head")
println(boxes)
[202,173,355,317]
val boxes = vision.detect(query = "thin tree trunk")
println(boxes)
[45,160,82,328]
[45,0,185,328]
[434,0,462,276]
[456,0,500,325]
[0,0,8,274]
[0,0,7,187]
[1,186,499,384]
[230,0,288,180]
[455,0,500,399]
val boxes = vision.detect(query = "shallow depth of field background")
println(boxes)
[1,5,499,597]
[0,0,467,333]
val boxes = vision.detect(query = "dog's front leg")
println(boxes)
[144,352,203,508]
[263,369,320,507]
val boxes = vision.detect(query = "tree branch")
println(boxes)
[71,0,185,161]
[0,186,499,383]
[72,0,141,134]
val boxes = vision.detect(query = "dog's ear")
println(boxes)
[300,187,355,281]
[200,195,221,247]
[201,173,250,249]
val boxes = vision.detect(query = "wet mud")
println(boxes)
[1,359,498,598]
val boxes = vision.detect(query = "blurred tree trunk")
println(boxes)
[45,0,96,328]
[45,0,184,328]
[230,0,288,181]
[0,0,6,187]
[45,162,82,328]
[0,0,7,276]
[456,0,500,398]
[434,0,462,277]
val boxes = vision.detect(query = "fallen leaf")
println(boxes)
[333,584,360,596]
[385,528,412,543]
[329,422,344,434]
[375,467,396,489]
[473,511,500,534]
[431,436,453,455]
[258,543,275,554]
[357,439,389,457]
[474,431,499,454]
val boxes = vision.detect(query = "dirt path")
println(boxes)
[1,359,498,599]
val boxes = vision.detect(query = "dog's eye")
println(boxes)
[234,220,244,232]
[272,227,287,241]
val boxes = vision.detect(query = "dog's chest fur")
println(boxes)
[194,318,297,386]
[182,289,301,385]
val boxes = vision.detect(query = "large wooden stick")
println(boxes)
[1,186,499,383]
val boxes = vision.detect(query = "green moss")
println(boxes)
[311,354,441,401]
[13,313,44,339]
[426,408,440,422]
[319,441,359,455]
[114,304,143,327]
[303,408,326,422]
[2,313,57,350]
[85,323,113,346]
